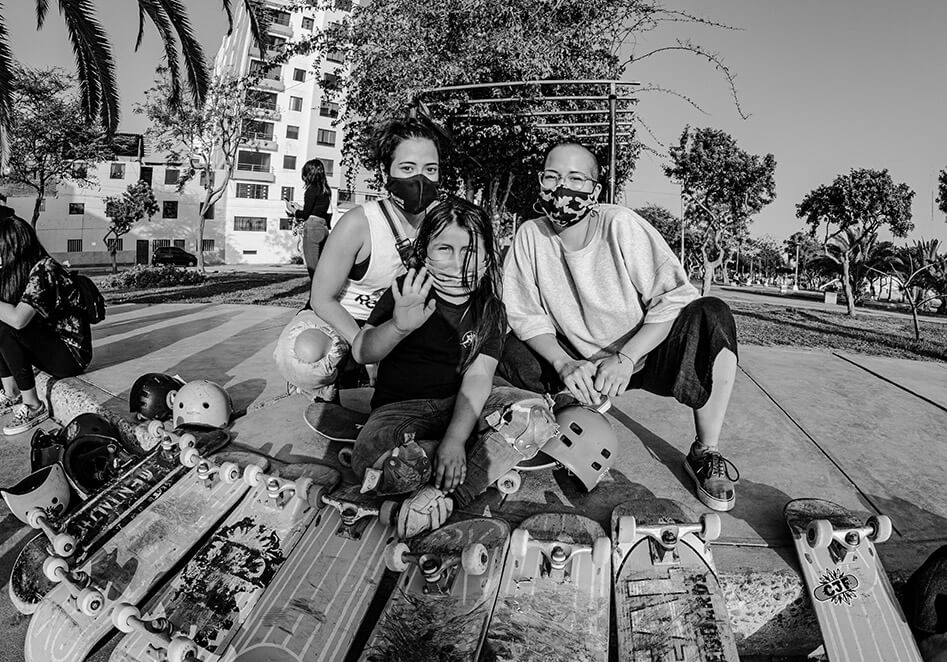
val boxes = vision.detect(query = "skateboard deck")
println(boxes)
[612,499,738,661]
[216,483,400,662]
[784,498,922,662]
[486,512,610,661]
[8,426,230,614]
[362,517,510,662]
[109,460,341,662]
[23,449,266,662]
[304,401,368,443]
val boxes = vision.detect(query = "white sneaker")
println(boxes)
[4,402,49,435]
[0,391,22,416]
[396,485,453,539]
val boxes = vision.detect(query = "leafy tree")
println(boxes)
[937,167,947,220]
[103,180,159,274]
[664,126,776,295]
[634,204,682,249]
[137,69,260,272]
[796,168,914,316]
[0,67,111,227]
[783,231,823,290]
[869,239,946,340]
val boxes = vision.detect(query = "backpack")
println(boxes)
[69,272,106,324]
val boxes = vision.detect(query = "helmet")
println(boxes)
[30,427,66,473]
[130,373,186,421]
[62,412,120,445]
[1,463,73,525]
[542,404,617,491]
[169,380,233,429]
[62,434,123,498]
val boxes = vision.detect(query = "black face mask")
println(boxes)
[385,174,439,215]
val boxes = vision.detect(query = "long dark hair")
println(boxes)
[301,159,330,197]
[0,216,51,303]
[372,117,440,174]
[412,196,505,373]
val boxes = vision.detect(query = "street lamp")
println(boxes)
[793,242,800,292]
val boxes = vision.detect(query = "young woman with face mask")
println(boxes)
[273,118,442,402]
[285,158,333,280]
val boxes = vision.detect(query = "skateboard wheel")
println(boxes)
[591,536,610,567]
[43,556,69,582]
[337,447,353,468]
[868,515,892,543]
[213,461,237,484]
[806,519,834,549]
[384,541,411,573]
[112,602,141,632]
[379,500,399,526]
[700,513,722,542]
[147,420,165,437]
[243,463,264,486]
[510,529,530,558]
[77,587,104,615]
[176,432,197,450]
[496,470,521,495]
[462,543,489,576]
[167,636,200,662]
[294,477,314,502]
[616,515,637,544]
[25,508,46,529]
[180,447,201,468]
[52,532,78,557]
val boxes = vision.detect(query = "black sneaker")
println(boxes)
[683,446,740,512]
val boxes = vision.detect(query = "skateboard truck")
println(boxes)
[180,448,241,486]
[510,529,611,582]
[323,494,399,539]
[616,514,722,566]
[113,602,202,662]
[42,556,104,616]
[242,464,327,510]
[805,515,892,564]
[26,507,77,557]
[384,541,489,593]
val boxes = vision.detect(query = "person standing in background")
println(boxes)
[286,158,333,280]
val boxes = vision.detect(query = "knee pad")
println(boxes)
[484,394,559,461]
[362,433,432,496]
[273,310,348,395]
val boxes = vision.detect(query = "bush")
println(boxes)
[289,254,304,265]
[99,265,206,290]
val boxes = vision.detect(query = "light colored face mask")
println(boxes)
[424,257,487,298]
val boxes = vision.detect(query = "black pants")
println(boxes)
[0,317,85,391]
[497,297,738,409]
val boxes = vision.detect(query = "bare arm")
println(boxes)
[0,301,37,330]
[309,208,368,345]
[619,319,674,366]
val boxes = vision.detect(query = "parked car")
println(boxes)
[152,246,198,267]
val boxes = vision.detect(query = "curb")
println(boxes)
[36,371,139,448]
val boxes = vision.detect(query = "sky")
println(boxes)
[6,1,947,244]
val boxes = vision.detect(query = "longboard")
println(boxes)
[612,499,739,661]
[362,517,510,662]
[109,460,341,662]
[8,424,230,614]
[485,512,610,661]
[784,498,923,662]
[304,401,369,467]
[23,449,265,662]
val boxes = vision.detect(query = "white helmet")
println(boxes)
[168,380,233,429]
[542,404,618,491]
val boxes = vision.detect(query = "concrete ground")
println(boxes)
[1,301,945,661]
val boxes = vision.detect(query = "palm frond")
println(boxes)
[220,0,234,34]
[135,4,146,50]
[35,0,50,28]
[0,10,14,168]
[244,0,266,55]
[154,0,209,104]
[137,0,183,108]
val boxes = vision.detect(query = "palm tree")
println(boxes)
[869,239,946,341]
[0,1,265,162]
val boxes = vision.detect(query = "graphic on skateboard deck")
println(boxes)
[23,449,265,662]
[612,499,739,661]
[784,498,922,662]
[485,512,610,662]
[109,460,341,662]
[8,425,230,614]
[361,517,510,662]
[216,483,400,662]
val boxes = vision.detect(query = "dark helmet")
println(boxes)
[129,373,186,421]
[62,434,122,498]
[61,412,120,444]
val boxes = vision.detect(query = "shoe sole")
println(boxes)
[4,412,50,436]
[683,459,735,512]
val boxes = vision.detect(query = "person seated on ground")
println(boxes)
[286,158,333,282]
[0,216,92,435]
[498,141,741,512]
[350,196,559,539]
[273,117,442,402]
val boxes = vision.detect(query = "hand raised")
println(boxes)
[391,268,436,334]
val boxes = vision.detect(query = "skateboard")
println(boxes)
[485,512,610,661]
[23,448,266,662]
[215,483,400,662]
[362,517,510,661]
[612,499,739,661]
[109,459,341,662]
[8,423,230,614]
[304,401,368,466]
[784,498,923,662]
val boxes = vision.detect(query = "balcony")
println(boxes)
[249,46,282,59]
[253,107,281,122]
[252,77,284,92]
[241,134,278,151]
[268,22,293,38]
[234,163,276,182]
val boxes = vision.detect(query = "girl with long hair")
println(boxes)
[349,196,559,539]
[0,216,92,435]
[285,158,332,279]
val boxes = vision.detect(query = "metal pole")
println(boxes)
[679,185,685,266]
[608,82,617,204]
[793,243,800,291]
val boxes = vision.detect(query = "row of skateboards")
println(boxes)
[7,419,923,662]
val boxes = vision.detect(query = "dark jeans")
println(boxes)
[0,318,85,391]
[497,297,739,409]
[303,216,329,280]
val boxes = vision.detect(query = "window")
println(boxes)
[279,217,294,230]
[234,216,267,232]
[200,170,216,188]
[153,239,171,249]
[244,120,274,141]
[267,36,286,51]
[236,183,269,199]
[67,239,83,252]
[319,101,339,118]
[326,49,344,63]
[270,10,291,26]
[323,73,339,87]
[203,204,215,219]
[317,129,336,146]
[68,203,85,215]
[317,158,334,177]
[37,198,46,211]
[243,250,258,255]
[293,68,306,82]
[106,238,124,252]
[302,16,314,30]
[286,125,299,139]
[110,163,125,179]
[249,60,281,80]
[251,91,278,110]
[163,201,178,218]
[283,155,297,170]
[202,239,215,252]
[139,166,153,185]
[173,239,186,248]
[289,96,303,111]
[72,163,88,179]
[338,189,353,203]
[164,169,179,185]
[335,0,352,10]
[237,150,271,172]
[281,186,295,201]
[364,193,379,202]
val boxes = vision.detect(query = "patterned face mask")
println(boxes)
[534,185,598,228]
